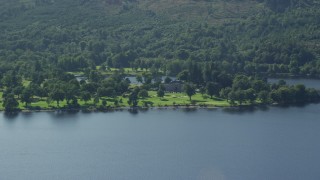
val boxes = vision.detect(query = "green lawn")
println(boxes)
[0,91,233,111]
[67,67,161,77]
[140,91,230,107]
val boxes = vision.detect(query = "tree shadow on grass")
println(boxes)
[211,97,225,101]
[192,99,207,103]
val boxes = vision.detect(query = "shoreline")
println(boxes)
[4,102,317,113]
[2,104,249,113]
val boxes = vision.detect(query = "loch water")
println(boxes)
[1,103,320,180]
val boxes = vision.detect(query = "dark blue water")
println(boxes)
[1,104,320,180]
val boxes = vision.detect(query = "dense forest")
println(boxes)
[0,0,320,111]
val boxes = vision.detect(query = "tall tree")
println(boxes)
[49,89,65,107]
[21,88,33,107]
[81,91,91,104]
[3,94,19,112]
[183,83,196,101]
[206,82,221,98]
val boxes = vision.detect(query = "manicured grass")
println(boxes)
[67,67,161,77]
[67,67,149,76]
[0,91,232,111]
[140,91,230,107]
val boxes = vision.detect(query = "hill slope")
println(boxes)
[0,0,320,77]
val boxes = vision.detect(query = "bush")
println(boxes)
[139,89,149,98]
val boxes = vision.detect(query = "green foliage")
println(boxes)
[183,83,196,101]
[0,0,319,110]
[2,93,19,112]
[21,88,32,107]
[157,89,165,98]
[138,89,149,98]
[206,82,221,98]
[81,91,91,103]
[258,90,270,104]
[49,89,65,106]
[270,83,320,104]
[102,99,107,107]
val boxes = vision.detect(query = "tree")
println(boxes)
[252,80,269,92]
[97,87,116,97]
[232,75,251,90]
[183,83,196,101]
[70,97,80,108]
[219,87,232,101]
[294,84,306,102]
[142,73,152,84]
[117,80,130,94]
[157,89,165,98]
[49,89,65,107]
[235,90,246,105]
[128,88,139,107]
[64,84,79,104]
[164,77,172,84]
[88,70,102,83]
[136,75,143,84]
[13,86,24,99]
[271,86,294,104]
[114,99,119,107]
[2,71,22,88]
[93,95,100,106]
[206,82,221,98]
[3,94,19,112]
[228,91,237,105]
[159,84,166,91]
[128,92,139,107]
[21,88,33,107]
[258,90,270,104]
[81,82,98,94]
[81,91,91,104]
[264,0,291,12]
[245,88,256,104]
[199,87,206,97]
[177,70,189,81]
[102,99,107,107]
[79,41,87,51]
[138,89,149,98]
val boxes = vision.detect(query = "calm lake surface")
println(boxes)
[1,104,320,180]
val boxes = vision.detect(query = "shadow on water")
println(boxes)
[138,108,149,114]
[18,112,35,121]
[128,108,139,115]
[45,111,82,126]
[204,108,220,112]
[272,102,319,109]
[128,107,152,114]
[3,112,19,122]
[182,108,198,113]
[222,105,270,115]
[47,110,80,121]
[48,110,80,117]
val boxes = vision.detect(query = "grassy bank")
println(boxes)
[0,91,233,111]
